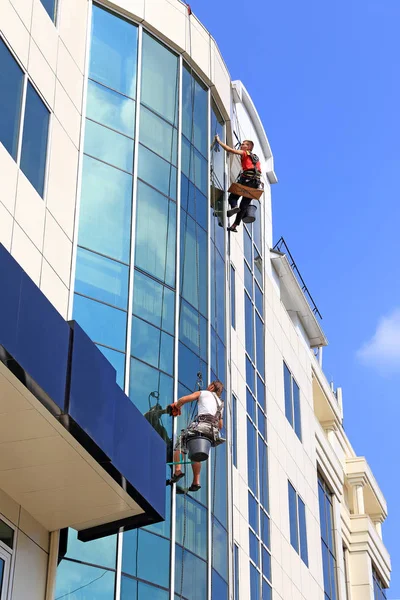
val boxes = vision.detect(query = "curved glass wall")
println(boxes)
[57,4,231,600]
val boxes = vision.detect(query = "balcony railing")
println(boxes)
[273,237,322,320]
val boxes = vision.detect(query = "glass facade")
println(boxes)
[58,5,231,600]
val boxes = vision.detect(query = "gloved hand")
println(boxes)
[167,403,181,417]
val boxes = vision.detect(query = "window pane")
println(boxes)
[0,39,24,159]
[262,547,271,581]
[87,80,135,137]
[256,313,265,379]
[247,389,256,422]
[121,576,137,599]
[245,293,254,361]
[66,529,117,569]
[175,546,207,600]
[90,4,137,97]
[248,492,258,533]
[0,519,13,550]
[250,563,260,600]
[122,529,137,576]
[258,437,269,511]
[288,482,299,552]
[129,357,173,416]
[249,529,259,565]
[39,0,56,20]
[20,82,49,197]
[293,380,302,440]
[247,419,257,495]
[260,510,270,548]
[139,582,169,600]
[318,480,328,544]
[180,300,206,359]
[284,363,293,426]
[178,342,206,392]
[244,229,252,264]
[212,569,228,600]
[298,496,308,566]
[75,247,129,309]
[131,316,161,368]
[135,181,176,287]
[244,262,253,296]
[181,212,207,314]
[141,33,178,125]
[262,579,272,600]
[255,283,263,315]
[73,294,127,351]
[79,155,132,263]
[137,531,169,588]
[140,105,177,165]
[138,144,177,199]
[97,345,125,388]
[0,559,4,593]
[246,358,255,395]
[181,174,207,231]
[176,495,207,559]
[258,407,266,440]
[55,560,115,599]
[231,265,236,329]
[181,137,208,195]
[182,66,208,156]
[133,270,175,334]
[257,376,265,411]
[254,250,263,287]
[212,519,228,580]
[84,119,134,172]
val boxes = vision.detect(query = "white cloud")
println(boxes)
[357,309,400,374]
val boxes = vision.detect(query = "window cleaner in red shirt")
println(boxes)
[215,135,262,232]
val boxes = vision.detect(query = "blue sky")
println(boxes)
[194,0,400,594]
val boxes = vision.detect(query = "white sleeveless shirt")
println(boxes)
[197,390,223,417]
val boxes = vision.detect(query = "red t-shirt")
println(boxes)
[241,151,261,172]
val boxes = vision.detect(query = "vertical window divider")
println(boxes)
[169,52,183,600]
[67,0,93,320]
[123,24,143,393]
[206,86,212,600]
[114,526,124,600]
[15,74,28,167]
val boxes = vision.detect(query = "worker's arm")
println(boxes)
[215,134,243,156]
[218,418,223,430]
[175,391,201,409]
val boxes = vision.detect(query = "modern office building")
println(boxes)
[0,0,391,599]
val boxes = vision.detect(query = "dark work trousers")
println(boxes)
[228,175,259,227]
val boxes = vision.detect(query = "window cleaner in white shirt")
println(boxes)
[168,380,224,492]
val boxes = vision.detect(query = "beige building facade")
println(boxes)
[0,0,391,599]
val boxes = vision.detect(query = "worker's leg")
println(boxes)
[191,461,201,485]
[231,196,252,228]
[173,449,184,475]
[227,192,241,217]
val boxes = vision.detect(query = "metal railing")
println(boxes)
[273,237,322,320]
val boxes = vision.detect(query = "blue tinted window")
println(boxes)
[232,394,237,467]
[181,137,208,195]
[246,357,255,395]
[138,144,177,200]
[175,546,207,600]
[255,283,263,315]
[133,270,175,334]
[122,529,137,576]
[288,481,299,552]
[97,345,125,388]
[135,181,176,287]
[247,389,256,422]
[178,342,206,392]
[260,510,270,548]
[211,442,228,528]
[138,582,169,600]
[140,105,177,165]
[137,531,170,588]
[90,5,137,97]
[84,119,134,172]
[262,579,272,600]
[75,247,129,309]
[73,294,127,351]
[215,252,226,337]
[20,82,49,197]
[231,265,236,329]
[212,519,228,580]
[284,362,293,426]
[180,300,207,359]
[129,357,173,415]
[121,576,137,598]
[258,407,266,440]
[293,380,302,441]
[40,0,56,20]
[256,313,265,379]
[250,563,260,600]
[176,495,207,559]
[87,80,135,137]
[247,419,257,495]
[254,250,263,288]
[298,496,308,566]
[244,229,252,264]
[262,547,271,581]
[131,316,173,375]
[258,437,269,511]
[180,211,207,315]
[245,293,254,361]
[66,529,117,569]
[182,66,208,156]
[248,492,258,533]
[249,530,259,566]
[79,155,132,263]
[212,569,228,600]
[257,376,265,411]
[181,175,207,231]
[55,560,115,599]
[0,39,23,159]
[141,33,178,126]
[244,262,253,296]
